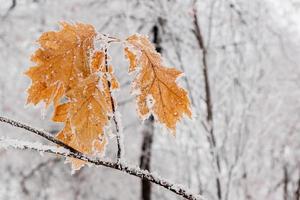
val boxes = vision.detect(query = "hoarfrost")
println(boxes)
[0,137,70,155]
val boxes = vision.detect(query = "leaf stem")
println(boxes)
[104,47,122,162]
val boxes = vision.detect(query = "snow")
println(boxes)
[0,137,70,156]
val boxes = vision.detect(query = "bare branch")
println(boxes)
[2,0,17,20]
[192,2,222,199]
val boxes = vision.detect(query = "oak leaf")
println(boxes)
[124,34,192,132]
[26,22,96,107]
[53,74,110,149]
[26,22,115,170]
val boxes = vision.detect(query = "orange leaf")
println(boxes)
[124,47,137,72]
[26,22,114,171]
[125,34,192,132]
[52,102,70,122]
[66,74,110,149]
[91,51,105,73]
[26,22,97,108]
[52,73,110,171]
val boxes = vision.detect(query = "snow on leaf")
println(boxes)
[65,74,110,148]
[91,51,105,73]
[25,22,96,108]
[54,75,110,170]
[26,22,114,171]
[124,34,192,132]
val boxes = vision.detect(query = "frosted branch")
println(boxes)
[0,137,69,155]
[0,116,204,200]
[103,46,123,162]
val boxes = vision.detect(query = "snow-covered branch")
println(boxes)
[0,137,70,155]
[103,46,123,162]
[0,116,204,200]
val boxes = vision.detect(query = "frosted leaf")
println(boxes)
[125,34,192,132]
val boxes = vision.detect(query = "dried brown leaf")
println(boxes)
[26,22,114,171]
[125,34,192,132]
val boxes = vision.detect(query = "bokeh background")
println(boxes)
[0,0,300,200]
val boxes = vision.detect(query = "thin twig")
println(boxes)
[2,0,17,20]
[104,47,122,162]
[0,116,203,200]
[192,2,222,200]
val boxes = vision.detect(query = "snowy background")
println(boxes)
[0,0,300,200]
